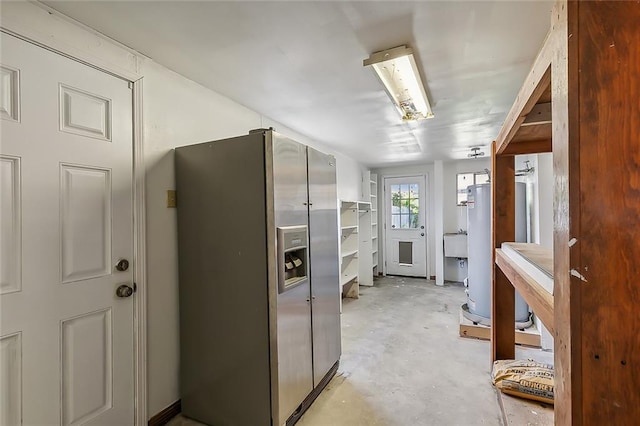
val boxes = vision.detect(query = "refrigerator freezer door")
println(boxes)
[307,147,342,386]
[270,133,314,425]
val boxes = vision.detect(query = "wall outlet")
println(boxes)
[167,190,177,208]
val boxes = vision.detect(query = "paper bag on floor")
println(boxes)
[491,359,554,405]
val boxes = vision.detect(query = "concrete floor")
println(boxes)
[170,276,552,426]
[298,277,501,425]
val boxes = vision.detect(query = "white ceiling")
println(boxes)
[43,0,553,167]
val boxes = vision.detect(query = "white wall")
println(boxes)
[1,3,367,417]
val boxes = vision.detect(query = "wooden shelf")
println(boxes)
[495,248,554,335]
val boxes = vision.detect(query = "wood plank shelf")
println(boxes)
[495,248,554,335]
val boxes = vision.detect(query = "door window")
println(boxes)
[390,183,420,229]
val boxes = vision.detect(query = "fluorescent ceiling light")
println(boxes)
[364,45,434,121]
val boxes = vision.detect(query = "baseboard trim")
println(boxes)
[148,400,181,426]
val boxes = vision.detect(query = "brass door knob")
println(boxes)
[115,259,130,272]
[116,284,134,298]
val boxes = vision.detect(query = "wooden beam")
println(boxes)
[491,141,515,362]
[553,0,581,424]
[572,1,640,423]
[522,102,552,125]
[501,139,552,156]
[495,32,553,154]
[495,249,554,335]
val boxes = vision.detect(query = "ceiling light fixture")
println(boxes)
[468,147,485,158]
[364,45,434,121]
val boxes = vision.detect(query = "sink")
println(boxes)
[444,233,468,258]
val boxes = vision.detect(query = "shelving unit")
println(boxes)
[340,201,359,298]
[357,202,373,286]
[370,173,379,276]
[491,2,640,423]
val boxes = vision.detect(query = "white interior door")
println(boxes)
[384,176,427,277]
[0,33,134,425]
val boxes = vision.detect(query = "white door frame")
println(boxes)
[0,23,148,425]
[381,173,430,279]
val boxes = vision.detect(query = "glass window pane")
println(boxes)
[400,184,410,199]
[475,173,490,185]
[409,183,419,198]
[410,214,419,228]
[392,214,400,229]
[457,173,475,206]
[457,173,473,189]
[400,214,409,228]
[391,184,401,208]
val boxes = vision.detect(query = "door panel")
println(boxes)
[0,332,21,425]
[0,155,21,294]
[0,33,134,424]
[60,165,112,283]
[384,176,427,277]
[307,147,341,387]
[61,308,112,426]
[270,133,313,424]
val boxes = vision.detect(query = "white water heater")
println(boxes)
[466,183,529,322]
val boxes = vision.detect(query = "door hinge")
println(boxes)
[128,81,133,89]
[133,282,137,293]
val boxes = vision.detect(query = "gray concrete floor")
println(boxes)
[171,276,552,425]
[298,277,502,426]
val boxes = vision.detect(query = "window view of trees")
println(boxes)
[391,183,419,229]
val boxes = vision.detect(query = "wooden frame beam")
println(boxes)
[501,139,552,156]
[495,29,553,154]
[522,102,552,125]
[491,142,515,362]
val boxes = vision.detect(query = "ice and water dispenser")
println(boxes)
[277,226,308,293]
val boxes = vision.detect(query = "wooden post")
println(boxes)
[551,1,581,424]
[554,1,640,424]
[491,141,515,361]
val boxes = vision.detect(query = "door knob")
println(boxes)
[116,284,134,298]
[115,259,130,272]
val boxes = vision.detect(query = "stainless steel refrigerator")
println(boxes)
[175,129,341,426]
